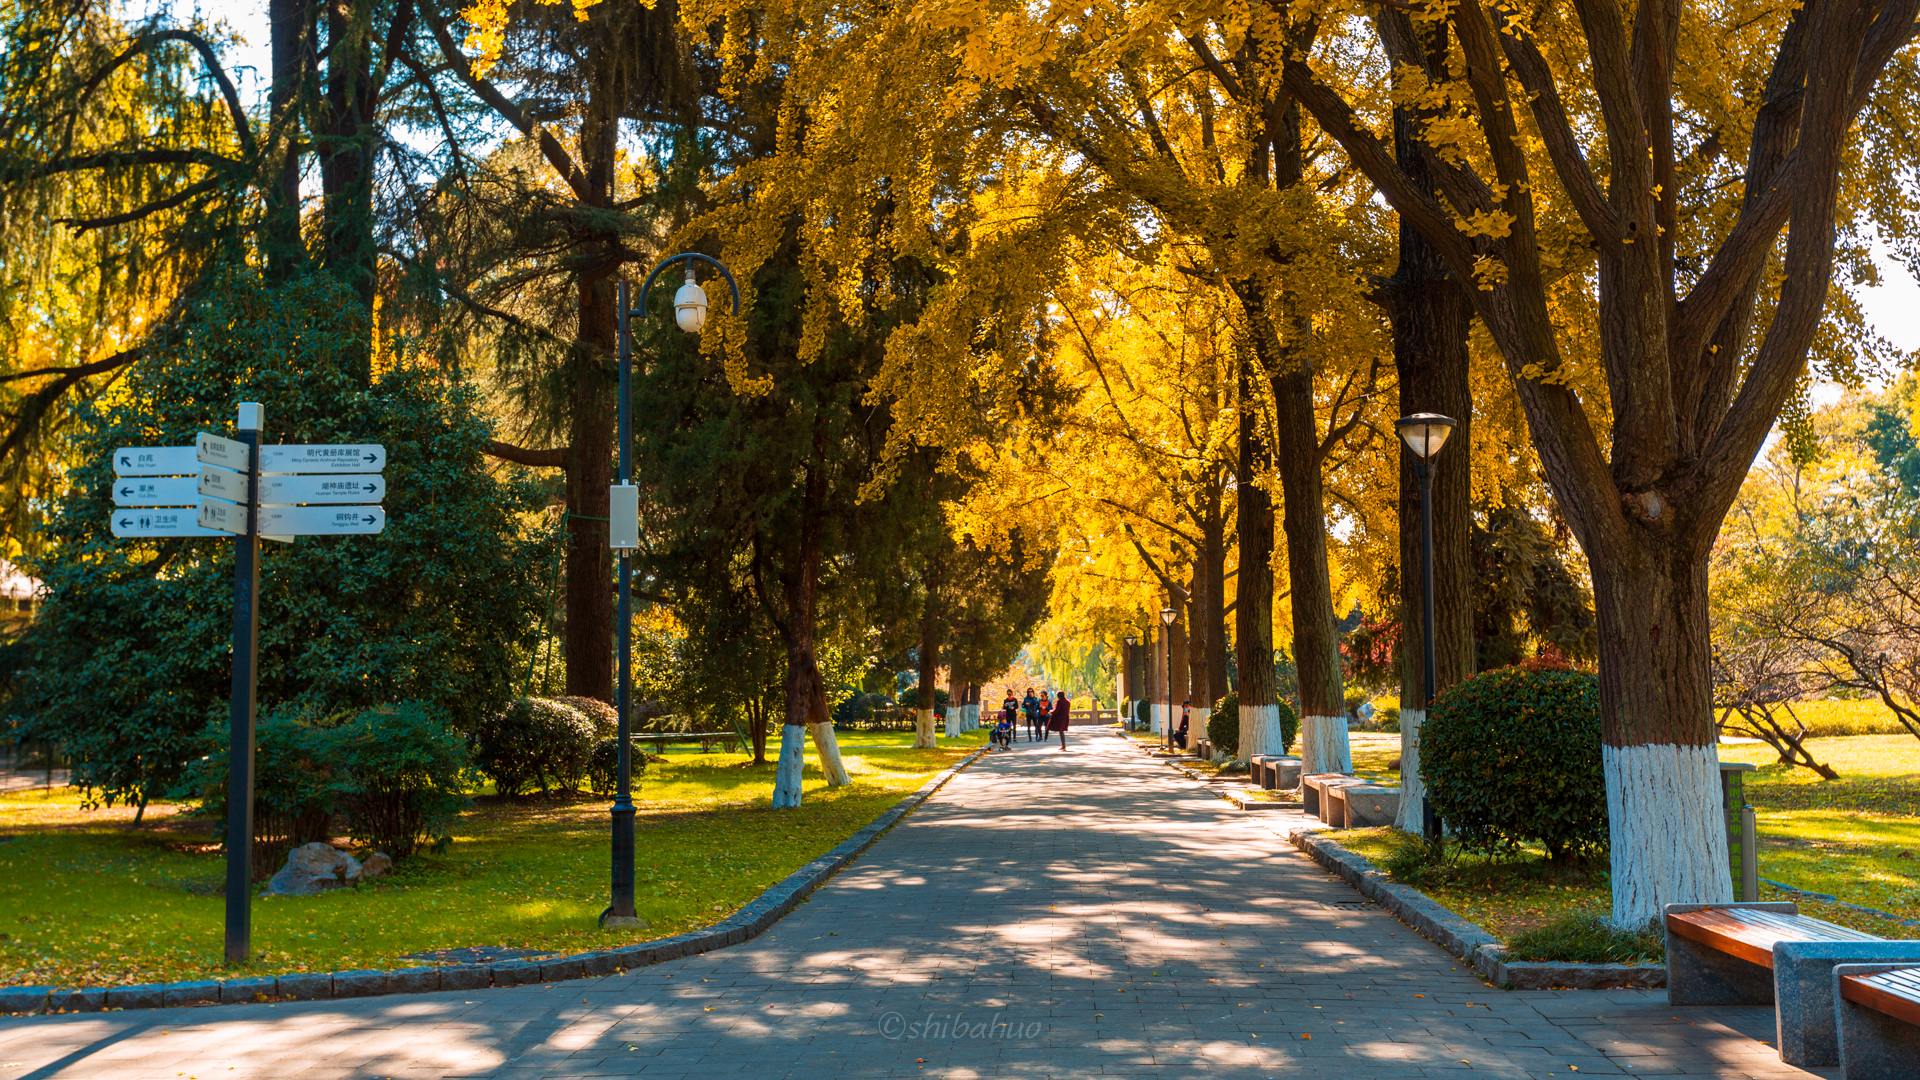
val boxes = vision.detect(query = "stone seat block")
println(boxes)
[1833,963,1920,1080]
[1339,785,1400,828]
[1301,773,1363,820]
[1250,756,1302,790]
[1774,940,1920,1067]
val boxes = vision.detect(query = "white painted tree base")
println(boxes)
[1189,705,1210,749]
[808,721,851,787]
[771,723,807,808]
[1151,704,1165,734]
[914,707,938,748]
[1394,708,1426,833]
[945,710,959,738]
[1240,704,1287,761]
[1299,715,1352,776]
[1606,742,1733,927]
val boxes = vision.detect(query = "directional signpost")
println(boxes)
[104,404,387,965]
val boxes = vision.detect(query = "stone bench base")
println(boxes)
[1249,755,1301,790]
[1329,785,1399,828]
[1835,963,1920,1080]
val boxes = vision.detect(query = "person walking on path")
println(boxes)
[1022,688,1041,742]
[1001,690,1019,737]
[1050,690,1072,750]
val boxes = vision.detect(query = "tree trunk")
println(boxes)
[1382,70,1475,829]
[770,443,829,807]
[771,722,806,807]
[1168,589,1189,712]
[1596,538,1731,925]
[1185,563,1211,741]
[1272,361,1351,776]
[265,0,314,280]
[560,30,620,707]
[746,696,768,765]
[915,601,940,749]
[1233,337,1284,760]
[808,720,850,786]
[1203,498,1229,708]
[317,0,387,358]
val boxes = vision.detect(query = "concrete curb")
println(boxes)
[5,743,993,1015]
[1287,827,1667,992]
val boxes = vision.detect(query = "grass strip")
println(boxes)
[0,730,985,988]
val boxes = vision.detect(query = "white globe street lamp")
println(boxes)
[1395,411,1457,839]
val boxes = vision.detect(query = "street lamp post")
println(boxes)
[603,254,740,928]
[1123,635,1139,731]
[1395,412,1457,841]
[1159,606,1176,749]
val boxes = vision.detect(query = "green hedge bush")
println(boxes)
[475,697,595,797]
[181,701,472,869]
[556,696,620,740]
[1422,663,1605,861]
[587,736,648,795]
[1208,692,1298,757]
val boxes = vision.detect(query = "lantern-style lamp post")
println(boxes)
[1159,606,1176,748]
[1123,635,1139,730]
[1395,412,1456,840]
[603,254,740,927]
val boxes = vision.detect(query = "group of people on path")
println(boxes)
[991,687,1071,750]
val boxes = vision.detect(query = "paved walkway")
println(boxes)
[0,731,1828,1078]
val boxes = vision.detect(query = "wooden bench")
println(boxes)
[1835,964,1920,1079]
[1665,903,1920,1067]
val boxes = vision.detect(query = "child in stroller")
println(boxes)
[991,713,1015,750]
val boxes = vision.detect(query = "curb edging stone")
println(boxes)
[1287,826,1667,992]
[4,743,992,1016]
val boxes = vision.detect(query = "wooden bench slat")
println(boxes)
[1666,908,1882,970]
[1841,968,1920,1028]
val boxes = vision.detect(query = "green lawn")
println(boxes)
[1336,733,1920,947]
[0,730,985,989]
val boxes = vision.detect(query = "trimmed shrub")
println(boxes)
[322,703,472,858]
[1422,664,1605,860]
[587,737,648,794]
[179,700,471,869]
[556,696,620,740]
[1208,691,1299,756]
[475,697,595,797]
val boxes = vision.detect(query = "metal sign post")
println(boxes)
[223,403,262,965]
[106,406,389,966]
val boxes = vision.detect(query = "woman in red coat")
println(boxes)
[1049,691,1072,750]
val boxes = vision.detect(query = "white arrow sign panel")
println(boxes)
[196,432,250,471]
[197,465,251,503]
[259,444,385,474]
[111,509,225,538]
[258,474,384,504]
[257,505,385,535]
[113,446,199,476]
[113,477,199,507]
[198,498,248,535]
